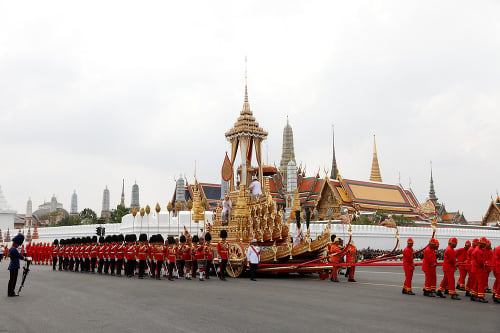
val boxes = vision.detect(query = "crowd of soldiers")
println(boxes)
[403,237,500,304]
[23,230,231,281]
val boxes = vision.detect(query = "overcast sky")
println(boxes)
[0,1,499,221]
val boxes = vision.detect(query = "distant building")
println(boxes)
[418,168,467,224]
[131,182,140,210]
[32,194,69,226]
[101,186,110,218]
[279,118,296,188]
[70,191,78,216]
[0,185,16,232]
[482,195,500,227]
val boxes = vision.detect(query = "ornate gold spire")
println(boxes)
[370,135,382,182]
[191,183,205,221]
[225,60,268,140]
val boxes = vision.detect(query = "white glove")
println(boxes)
[26,257,32,261]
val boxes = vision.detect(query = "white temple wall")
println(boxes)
[0,212,15,234]
[291,222,500,250]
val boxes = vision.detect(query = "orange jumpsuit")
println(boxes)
[328,243,341,280]
[439,245,457,295]
[402,246,414,292]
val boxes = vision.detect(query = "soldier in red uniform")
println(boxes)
[471,237,488,303]
[328,236,341,282]
[402,238,415,295]
[465,238,478,296]
[137,234,149,279]
[58,239,65,271]
[97,236,105,274]
[103,236,111,274]
[346,241,357,282]
[152,235,165,279]
[125,234,137,278]
[196,237,206,281]
[422,238,437,297]
[109,235,118,276]
[493,243,500,303]
[90,236,98,273]
[217,230,229,281]
[176,238,184,278]
[205,233,215,279]
[165,236,177,280]
[181,235,193,280]
[437,238,460,300]
[115,234,125,277]
[191,235,199,279]
[455,240,470,291]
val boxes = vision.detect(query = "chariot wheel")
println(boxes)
[226,243,246,278]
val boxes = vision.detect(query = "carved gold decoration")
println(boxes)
[155,203,161,214]
[191,185,205,221]
[145,205,151,215]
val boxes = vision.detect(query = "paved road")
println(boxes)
[0,261,498,333]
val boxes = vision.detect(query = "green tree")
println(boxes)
[58,215,82,226]
[109,204,130,224]
[79,208,98,224]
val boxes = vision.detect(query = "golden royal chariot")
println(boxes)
[189,86,334,277]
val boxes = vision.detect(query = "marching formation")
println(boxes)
[27,230,231,282]
[402,237,500,304]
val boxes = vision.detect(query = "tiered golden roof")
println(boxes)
[370,135,382,182]
[225,86,268,139]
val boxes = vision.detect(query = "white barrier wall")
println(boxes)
[4,216,500,250]
[22,211,214,244]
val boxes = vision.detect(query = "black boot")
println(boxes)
[451,294,461,300]
[436,290,446,298]
[465,291,471,297]
[493,297,500,304]
[477,297,488,303]
[470,295,477,302]
[402,289,408,294]
[444,289,449,295]
[407,291,415,295]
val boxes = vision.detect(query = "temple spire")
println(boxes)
[120,179,125,207]
[369,135,382,182]
[330,124,338,179]
[429,162,438,203]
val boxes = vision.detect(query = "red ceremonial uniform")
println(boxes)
[439,245,457,295]
[153,245,165,261]
[422,247,437,292]
[217,241,229,260]
[402,246,414,292]
[125,244,137,260]
[116,243,125,260]
[167,246,176,263]
[137,244,148,261]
